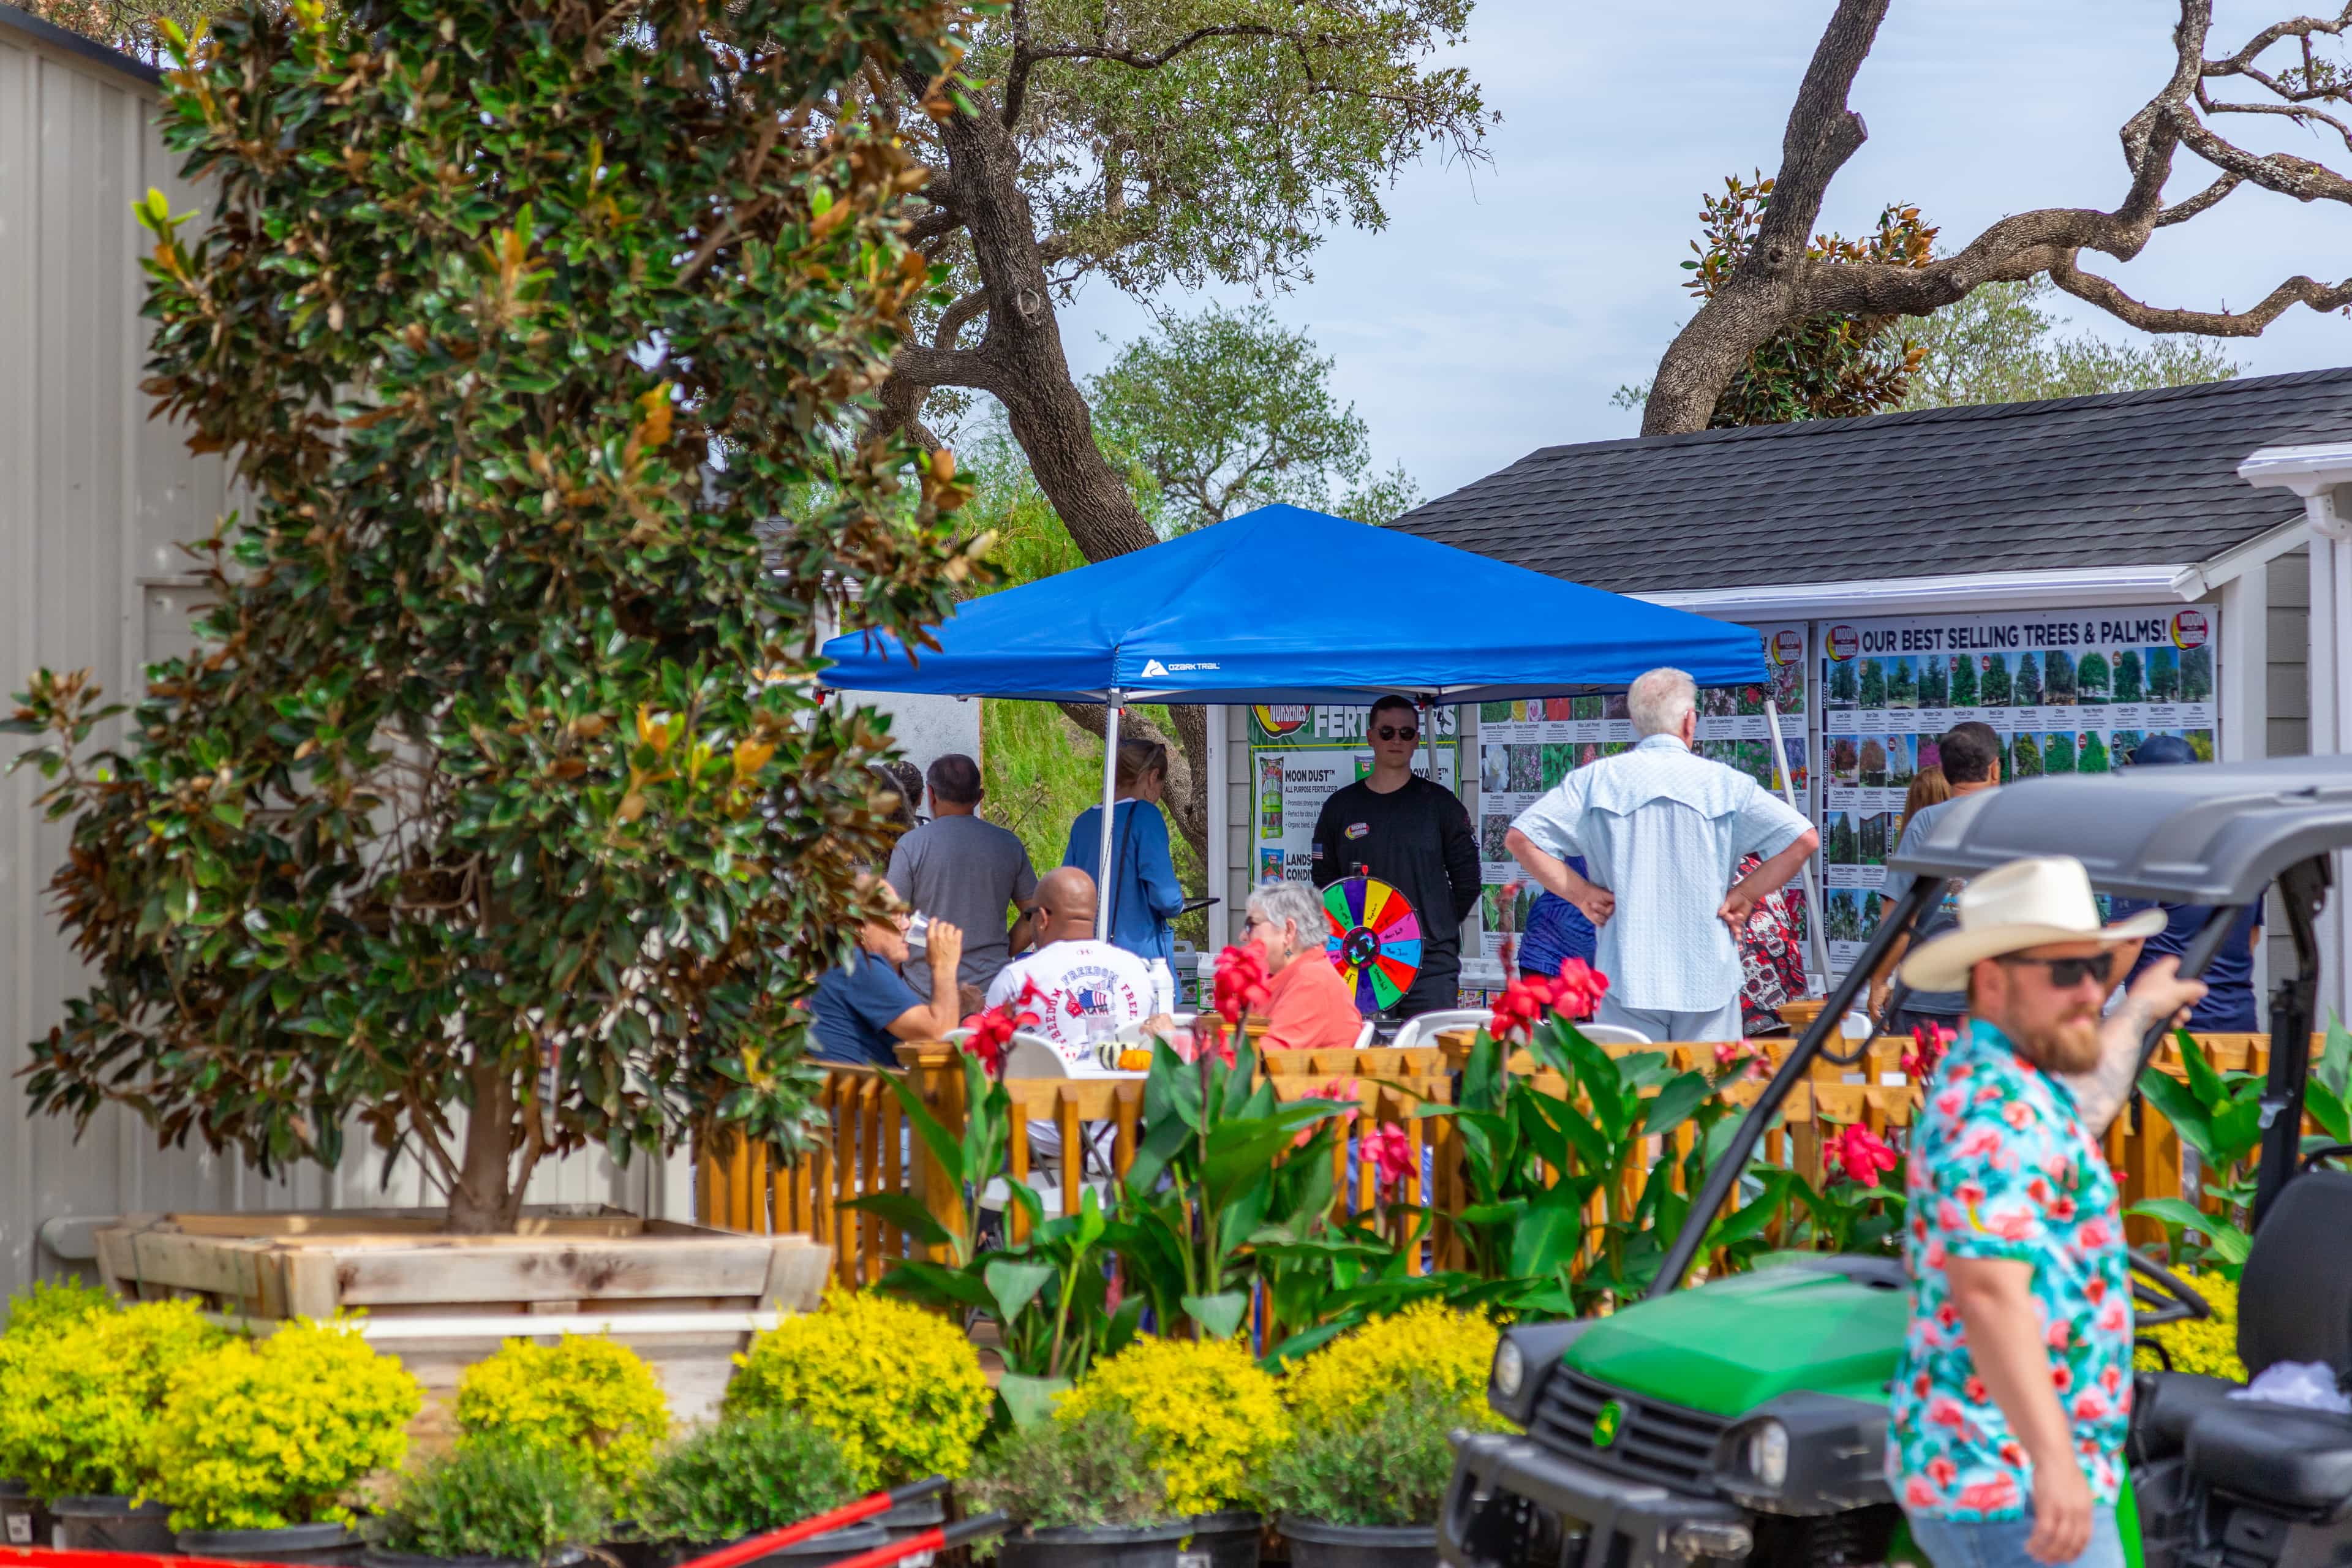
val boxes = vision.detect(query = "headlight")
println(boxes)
[1745,1420,1789,1489]
[1493,1339,1525,1400]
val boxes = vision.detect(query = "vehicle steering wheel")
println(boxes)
[2130,1248,2215,1327]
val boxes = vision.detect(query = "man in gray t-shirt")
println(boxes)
[884,753,1038,992]
[1872,723,2002,1030]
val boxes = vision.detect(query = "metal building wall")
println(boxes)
[0,12,684,1298]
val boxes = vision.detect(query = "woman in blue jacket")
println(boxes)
[1063,739,1185,969]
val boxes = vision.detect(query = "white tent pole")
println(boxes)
[1763,696,1830,986]
[1420,694,1437,783]
[1096,690,1124,941]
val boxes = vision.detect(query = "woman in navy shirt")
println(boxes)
[2109,736,2263,1031]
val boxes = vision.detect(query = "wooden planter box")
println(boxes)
[95,1205,830,1430]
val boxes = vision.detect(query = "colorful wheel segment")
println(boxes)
[1320,875,1423,1014]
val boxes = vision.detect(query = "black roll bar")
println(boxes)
[1646,876,1939,1300]
[1647,876,2264,1302]
[2253,855,2332,1228]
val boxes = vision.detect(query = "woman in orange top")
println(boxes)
[1242,878,1364,1051]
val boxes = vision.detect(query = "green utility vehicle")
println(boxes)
[1441,755,2352,1568]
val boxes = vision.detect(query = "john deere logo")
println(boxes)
[1592,1400,1624,1449]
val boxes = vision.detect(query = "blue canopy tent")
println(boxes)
[824,505,1810,970]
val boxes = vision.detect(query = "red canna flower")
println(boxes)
[961,980,1041,1077]
[1551,957,1609,1019]
[1212,943,1271,1028]
[1904,1020,1955,1082]
[1366,1122,1414,1187]
[1823,1121,1899,1188]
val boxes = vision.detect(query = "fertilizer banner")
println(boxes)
[1469,625,1812,973]
[1816,603,2218,975]
[1246,704,1461,891]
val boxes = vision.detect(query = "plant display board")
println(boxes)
[1817,604,2218,976]
[1246,704,1463,888]
[1470,625,1811,973]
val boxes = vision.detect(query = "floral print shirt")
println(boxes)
[1888,1019,2133,1521]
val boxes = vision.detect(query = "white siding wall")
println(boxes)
[0,20,680,1297]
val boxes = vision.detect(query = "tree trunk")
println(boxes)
[1642,0,1892,435]
[446,1060,521,1234]
[891,80,1215,862]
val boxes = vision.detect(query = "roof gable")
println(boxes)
[1394,367,2352,595]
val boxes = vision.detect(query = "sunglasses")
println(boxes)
[1374,725,1420,742]
[1996,951,2116,989]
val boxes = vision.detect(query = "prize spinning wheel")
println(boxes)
[1322,876,1423,1014]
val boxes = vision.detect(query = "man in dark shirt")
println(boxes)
[2107,734,2263,1031]
[809,883,966,1067]
[1310,695,1480,1018]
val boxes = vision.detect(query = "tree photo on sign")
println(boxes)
[2078,651,2111,704]
[2116,650,2146,703]
[1980,654,2011,707]
[1948,654,1978,709]
[1859,659,1887,707]
[2016,653,2045,707]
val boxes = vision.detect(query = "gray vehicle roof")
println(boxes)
[1887,754,2352,904]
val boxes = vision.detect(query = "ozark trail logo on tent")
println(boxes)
[1138,657,1221,679]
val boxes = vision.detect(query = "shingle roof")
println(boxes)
[1393,367,2352,595]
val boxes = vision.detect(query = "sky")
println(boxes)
[1046,1,2352,505]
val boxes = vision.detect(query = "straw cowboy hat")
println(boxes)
[1898,855,2166,993]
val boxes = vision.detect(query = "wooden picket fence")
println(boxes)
[695,1029,2317,1290]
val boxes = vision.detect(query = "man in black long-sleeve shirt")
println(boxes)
[1310,695,1481,1019]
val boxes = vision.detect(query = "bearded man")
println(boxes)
[1888,856,2205,1568]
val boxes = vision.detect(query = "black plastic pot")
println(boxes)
[179,1521,367,1565]
[1278,1517,1437,1568]
[0,1480,50,1551]
[669,1522,891,1568]
[995,1511,1261,1568]
[363,1546,589,1568]
[50,1494,176,1553]
[877,1494,946,1539]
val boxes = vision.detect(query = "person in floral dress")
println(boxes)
[1887,856,2203,1568]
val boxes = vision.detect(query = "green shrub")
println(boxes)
[2,1281,118,1341]
[456,1337,669,1496]
[0,1298,227,1501]
[962,1409,1167,1533]
[375,1440,607,1564]
[1265,1384,1466,1528]
[631,1414,859,1546]
[151,1317,423,1531]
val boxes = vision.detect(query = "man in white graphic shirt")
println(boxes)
[986,867,1172,1070]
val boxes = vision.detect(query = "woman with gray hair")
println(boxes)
[1242,878,1363,1050]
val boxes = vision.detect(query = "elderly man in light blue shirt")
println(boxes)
[1504,668,1819,1042]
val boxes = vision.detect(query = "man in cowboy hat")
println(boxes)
[1888,856,2206,1568]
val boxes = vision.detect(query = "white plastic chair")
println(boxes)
[1003,1031,1071,1078]
[1574,1022,1653,1046]
[1388,1008,1489,1050]
[1349,1019,1376,1050]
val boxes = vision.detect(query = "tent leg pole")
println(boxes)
[1096,691,1123,942]
[1763,697,1829,990]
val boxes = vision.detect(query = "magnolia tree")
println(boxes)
[4,0,979,1232]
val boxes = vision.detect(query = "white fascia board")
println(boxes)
[1632,565,2196,620]
[2170,515,2315,598]
[2238,443,2352,497]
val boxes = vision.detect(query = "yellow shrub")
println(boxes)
[455,1335,670,1494]
[151,1317,422,1531]
[1283,1302,1497,1432]
[1055,1336,1291,1518]
[2134,1272,2247,1382]
[0,1297,226,1500]
[725,1291,989,1490]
